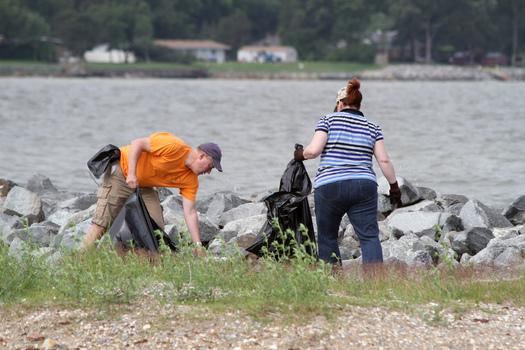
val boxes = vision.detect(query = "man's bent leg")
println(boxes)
[82,223,106,250]
[141,187,164,230]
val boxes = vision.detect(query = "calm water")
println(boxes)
[1,77,524,209]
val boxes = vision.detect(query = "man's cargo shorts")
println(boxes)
[91,160,165,230]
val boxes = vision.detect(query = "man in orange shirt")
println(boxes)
[82,133,222,254]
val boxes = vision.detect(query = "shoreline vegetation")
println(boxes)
[1,60,525,81]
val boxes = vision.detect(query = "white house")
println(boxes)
[154,39,231,63]
[83,43,136,63]
[237,46,298,63]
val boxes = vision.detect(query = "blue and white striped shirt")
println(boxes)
[314,109,383,189]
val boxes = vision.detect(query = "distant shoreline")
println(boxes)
[1,63,524,81]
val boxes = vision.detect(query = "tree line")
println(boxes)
[0,0,524,65]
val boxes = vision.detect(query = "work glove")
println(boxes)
[388,181,402,208]
[294,143,305,162]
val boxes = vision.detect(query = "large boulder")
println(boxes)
[196,192,248,216]
[502,195,525,225]
[219,202,266,228]
[9,221,60,247]
[26,174,59,196]
[459,199,512,230]
[387,211,441,239]
[469,234,525,267]
[450,227,495,256]
[4,186,44,221]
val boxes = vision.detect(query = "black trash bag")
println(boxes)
[247,145,317,258]
[87,144,121,179]
[109,187,177,251]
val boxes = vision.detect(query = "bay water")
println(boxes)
[1,77,524,209]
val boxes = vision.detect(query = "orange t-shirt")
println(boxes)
[120,133,199,201]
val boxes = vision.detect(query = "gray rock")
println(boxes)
[437,194,469,209]
[156,187,174,202]
[413,235,443,263]
[445,203,465,216]
[439,213,464,234]
[395,200,442,214]
[459,199,513,230]
[502,195,525,225]
[451,227,495,256]
[4,186,44,220]
[229,231,258,249]
[220,215,266,236]
[57,205,96,236]
[9,236,27,257]
[469,234,525,267]
[48,208,80,227]
[11,213,41,229]
[460,253,472,264]
[54,220,91,252]
[10,221,60,247]
[387,211,441,238]
[161,196,185,226]
[197,192,247,216]
[339,246,353,260]
[340,236,360,249]
[58,193,98,211]
[417,187,437,201]
[493,247,522,267]
[219,202,266,227]
[216,230,238,244]
[26,174,59,196]
[407,250,433,267]
[382,233,419,260]
[197,215,220,242]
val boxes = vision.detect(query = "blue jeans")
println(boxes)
[314,179,383,264]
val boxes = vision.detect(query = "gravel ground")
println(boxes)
[1,301,525,349]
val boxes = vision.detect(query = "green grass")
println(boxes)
[194,61,378,74]
[0,59,378,74]
[1,222,524,326]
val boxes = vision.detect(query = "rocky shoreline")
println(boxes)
[2,63,525,81]
[1,174,524,268]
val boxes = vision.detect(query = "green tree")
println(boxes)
[278,0,334,60]
[497,0,525,65]
[390,0,459,63]
[0,0,51,60]
[215,9,251,53]
[440,0,496,63]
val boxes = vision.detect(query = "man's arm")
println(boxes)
[182,196,206,256]
[126,137,151,188]
[182,196,201,243]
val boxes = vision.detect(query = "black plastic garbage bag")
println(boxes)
[109,187,177,251]
[247,153,317,258]
[87,144,121,179]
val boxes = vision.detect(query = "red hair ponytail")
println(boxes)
[343,77,362,109]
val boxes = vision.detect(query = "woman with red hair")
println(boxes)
[295,78,401,265]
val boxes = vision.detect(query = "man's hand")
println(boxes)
[126,174,139,189]
[194,244,207,257]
